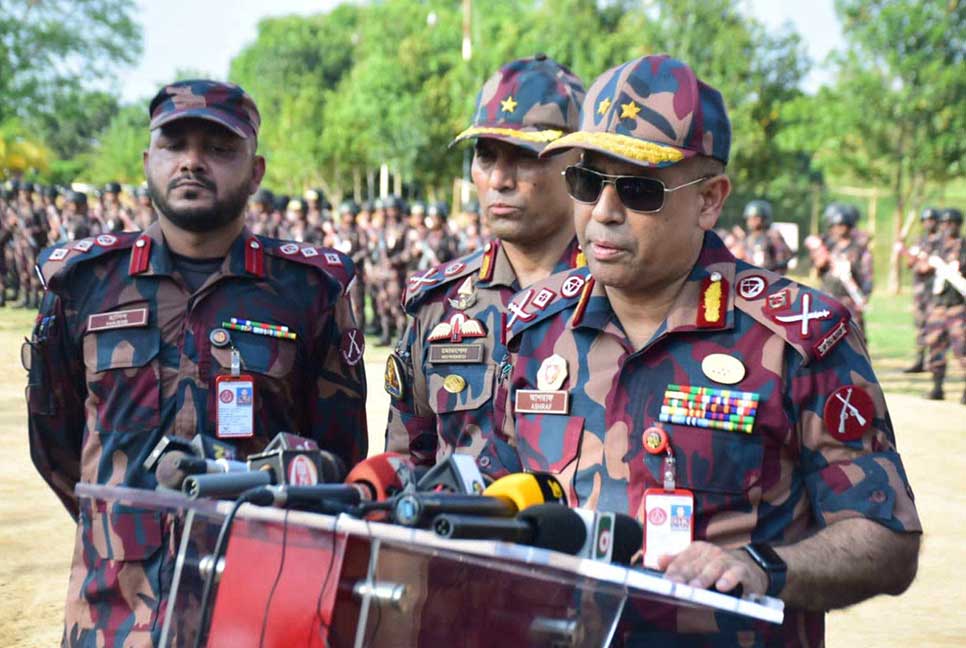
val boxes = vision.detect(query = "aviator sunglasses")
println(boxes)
[563,165,712,213]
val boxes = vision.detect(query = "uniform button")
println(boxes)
[250,240,260,249]
[710,271,722,282]
[478,456,491,468]
[135,239,146,248]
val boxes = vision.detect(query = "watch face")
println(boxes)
[748,542,787,572]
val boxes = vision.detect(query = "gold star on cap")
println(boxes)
[620,101,641,119]
[597,98,611,115]
[500,96,518,113]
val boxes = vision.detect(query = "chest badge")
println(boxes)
[659,384,760,434]
[427,312,487,343]
[536,354,568,391]
[384,353,405,399]
[701,353,746,385]
[448,276,478,310]
[823,385,874,441]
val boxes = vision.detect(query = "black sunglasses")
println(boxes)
[563,165,712,213]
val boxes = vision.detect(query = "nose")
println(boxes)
[488,154,516,192]
[591,183,625,225]
[178,142,209,176]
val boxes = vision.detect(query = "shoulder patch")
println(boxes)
[403,248,484,312]
[734,263,851,364]
[264,240,355,294]
[505,267,591,342]
[38,232,140,291]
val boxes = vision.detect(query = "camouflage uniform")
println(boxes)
[333,201,369,330]
[517,54,921,646]
[923,210,966,401]
[499,234,921,645]
[385,55,586,476]
[736,229,794,274]
[13,189,49,308]
[904,209,942,370]
[387,239,584,476]
[373,198,410,345]
[25,80,368,647]
[807,205,873,332]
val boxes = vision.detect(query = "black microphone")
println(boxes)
[261,484,366,512]
[392,492,517,528]
[183,470,274,499]
[155,451,248,490]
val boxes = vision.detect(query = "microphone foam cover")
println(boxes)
[611,514,644,565]
[345,452,411,501]
[318,451,347,483]
[517,503,587,556]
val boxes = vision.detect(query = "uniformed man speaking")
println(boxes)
[25,80,367,646]
[498,55,921,645]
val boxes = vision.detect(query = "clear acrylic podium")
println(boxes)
[76,484,783,647]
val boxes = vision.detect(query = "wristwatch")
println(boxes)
[741,543,787,597]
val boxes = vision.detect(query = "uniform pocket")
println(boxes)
[514,413,585,474]
[426,364,494,414]
[82,326,161,434]
[211,332,297,378]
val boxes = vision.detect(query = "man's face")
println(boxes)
[471,138,575,247]
[942,220,961,237]
[746,214,764,231]
[574,152,727,298]
[923,218,938,234]
[830,223,850,240]
[143,118,265,233]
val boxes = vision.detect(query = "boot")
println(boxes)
[902,351,925,374]
[925,372,944,401]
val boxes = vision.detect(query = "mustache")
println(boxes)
[168,175,216,192]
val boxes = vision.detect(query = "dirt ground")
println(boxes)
[1,313,963,647]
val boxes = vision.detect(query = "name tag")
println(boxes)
[514,389,569,415]
[642,488,695,569]
[428,344,484,364]
[216,374,255,439]
[87,307,149,332]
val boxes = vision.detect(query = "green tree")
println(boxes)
[83,104,147,185]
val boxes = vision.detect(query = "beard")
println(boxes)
[148,174,250,233]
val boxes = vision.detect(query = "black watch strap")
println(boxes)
[742,543,787,597]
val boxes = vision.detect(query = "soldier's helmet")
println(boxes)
[385,195,405,212]
[743,200,773,225]
[273,194,290,213]
[66,190,88,205]
[304,188,324,204]
[135,185,149,199]
[372,197,385,211]
[104,181,122,195]
[252,188,274,207]
[22,181,36,193]
[339,199,359,215]
[939,208,963,225]
[823,203,858,227]
[8,179,21,192]
[920,207,940,221]
[428,201,450,219]
[360,200,373,212]
[43,186,60,200]
[409,200,427,216]
[452,54,585,154]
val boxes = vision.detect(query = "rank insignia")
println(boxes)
[536,354,568,391]
[772,293,831,338]
[73,240,94,252]
[701,353,746,385]
[427,312,487,343]
[764,288,791,314]
[444,262,465,276]
[737,274,767,300]
[49,248,69,261]
[823,385,874,441]
[696,272,727,328]
[659,384,760,434]
[384,353,405,399]
[448,276,477,310]
[561,275,586,298]
[340,328,365,366]
[814,318,850,359]
[96,234,117,247]
[280,243,300,255]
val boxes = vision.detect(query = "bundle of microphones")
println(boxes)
[146,433,644,565]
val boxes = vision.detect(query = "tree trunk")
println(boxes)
[888,132,907,294]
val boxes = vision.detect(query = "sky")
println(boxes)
[117,0,842,103]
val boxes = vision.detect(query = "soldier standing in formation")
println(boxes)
[332,199,369,329]
[921,208,965,402]
[733,199,794,274]
[385,54,586,476]
[805,202,874,332]
[899,207,943,373]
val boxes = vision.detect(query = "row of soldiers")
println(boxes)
[0,180,157,307]
[242,189,489,345]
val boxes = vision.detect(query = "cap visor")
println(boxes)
[540,131,693,168]
[450,126,565,154]
[150,107,251,139]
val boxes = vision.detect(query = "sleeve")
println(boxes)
[309,280,368,470]
[385,314,438,467]
[26,290,87,520]
[792,325,921,534]
[859,245,874,295]
[770,230,793,269]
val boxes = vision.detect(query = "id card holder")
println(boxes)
[642,487,695,569]
[215,373,255,439]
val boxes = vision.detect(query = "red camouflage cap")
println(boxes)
[149,79,261,139]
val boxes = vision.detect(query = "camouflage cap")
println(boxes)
[541,54,731,168]
[149,79,260,139]
[452,54,585,153]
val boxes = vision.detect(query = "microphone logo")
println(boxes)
[287,455,319,486]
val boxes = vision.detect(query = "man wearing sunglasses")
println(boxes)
[498,55,920,645]
[385,55,585,479]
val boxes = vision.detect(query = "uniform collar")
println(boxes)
[132,221,261,280]
[483,237,583,289]
[573,230,737,341]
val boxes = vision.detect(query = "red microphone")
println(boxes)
[345,452,417,518]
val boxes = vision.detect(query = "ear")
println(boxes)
[697,174,731,231]
[248,155,267,195]
[142,149,149,177]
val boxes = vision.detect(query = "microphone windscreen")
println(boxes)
[345,452,413,502]
[155,450,191,490]
[611,514,644,565]
[483,472,566,512]
[318,451,347,483]
[517,503,588,556]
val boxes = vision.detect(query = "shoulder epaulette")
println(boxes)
[403,248,485,311]
[505,266,593,342]
[264,240,355,295]
[38,232,140,291]
[733,263,852,364]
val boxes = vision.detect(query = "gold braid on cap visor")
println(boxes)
[545,131,685,165]
[454,126,564,143]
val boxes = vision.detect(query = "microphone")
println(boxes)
[260,484,367,513]
[483,472,568,509]
[345,452,417,502]
[393,492,516,527]
[416,453,486,494]
[155,451,248,490]
[183,470,274,499]
[432,504,643,565]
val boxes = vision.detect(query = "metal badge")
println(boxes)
[700,353,746,385]
[209,328,231,348]
[442,374,467,394]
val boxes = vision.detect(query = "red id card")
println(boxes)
[215,374,255,439]
[642,487,695,570]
